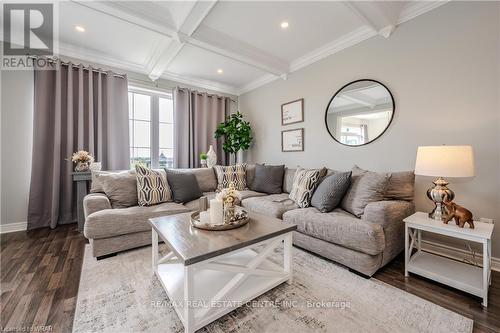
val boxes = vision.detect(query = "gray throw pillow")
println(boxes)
[165,169,203,203]
[251,164,285,194]
[311,171,352,213]
[341,166,391,217]
[99,170,138,208]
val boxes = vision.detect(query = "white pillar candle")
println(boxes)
[200,211,210,225]
[209,199,223,225]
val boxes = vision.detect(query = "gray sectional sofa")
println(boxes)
[83,165,414,276]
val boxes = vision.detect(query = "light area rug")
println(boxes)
[73,244,473,333]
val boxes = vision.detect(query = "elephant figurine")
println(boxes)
[443,200,474,229]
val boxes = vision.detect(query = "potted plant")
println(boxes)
[214,112,253,163]
[200,153,208,168]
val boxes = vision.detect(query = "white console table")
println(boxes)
[404,212,494,307]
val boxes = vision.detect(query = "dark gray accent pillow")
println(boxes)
[251,164,285,194]
[311,171,352,213]
[165,169,203,203]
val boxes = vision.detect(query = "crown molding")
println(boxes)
[160,71,238,96]
[58,42,147,74]
[398,0,450,25]
[237,73,277,95]
[289,26,376,73]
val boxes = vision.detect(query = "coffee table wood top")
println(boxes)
[149,212,296,265]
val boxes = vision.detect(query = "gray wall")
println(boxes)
[1,69,34,226]
[239,2,500,257]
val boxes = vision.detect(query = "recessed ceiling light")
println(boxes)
[75,25,85,32]
[217,69,223,74]
[280,21,289,29]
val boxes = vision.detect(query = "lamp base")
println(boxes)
[427,177,455,221]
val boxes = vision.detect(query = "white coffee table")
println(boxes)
[149,212,297,333]
[404,212,494,307]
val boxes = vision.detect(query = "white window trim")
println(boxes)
[129,86,174,168]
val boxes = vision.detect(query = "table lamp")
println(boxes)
[414,145,475,221]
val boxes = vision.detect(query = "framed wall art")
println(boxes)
[282,128,304,152]
[281,98,304,125]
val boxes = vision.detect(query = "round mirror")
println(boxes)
[325,79,394,146]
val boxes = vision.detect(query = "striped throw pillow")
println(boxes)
[289,168,323,208]
[135,165,172,206]
[214,164,247,190]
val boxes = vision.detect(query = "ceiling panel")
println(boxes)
[57,2,167,67]
[201,1,364,62]
[167,45,267,87]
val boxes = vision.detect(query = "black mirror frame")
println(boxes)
[324,79,395,147]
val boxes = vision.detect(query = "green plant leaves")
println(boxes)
[214,112,253,154]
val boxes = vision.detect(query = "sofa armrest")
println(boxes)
[362,200,415,266]
[362,200,415,229]
[83,193,112,218]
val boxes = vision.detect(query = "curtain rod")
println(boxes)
[176,87,237,104]
[27,55,127,79]
[28,56,237,103]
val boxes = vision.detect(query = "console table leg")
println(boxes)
[482,239,489,307]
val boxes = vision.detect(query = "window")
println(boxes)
[128,88,174,169]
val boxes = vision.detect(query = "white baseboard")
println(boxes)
[0,221,28,234]
[421,240,500,272]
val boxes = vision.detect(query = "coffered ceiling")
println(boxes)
[32,1,448,95]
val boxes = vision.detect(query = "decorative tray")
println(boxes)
[190,209,249,231]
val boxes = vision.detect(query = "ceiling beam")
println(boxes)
[147,1,217,81]
[182,25,288,77]
[342,2,396,38]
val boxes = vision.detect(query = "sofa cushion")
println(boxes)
[183,190,266,211]
[99,170,138,208]
[214,164,247,190]
[242,193,298,219]
[245,164,257,189]
[175,168,217,192]
[165,169,203,203]
[251,164,285,194]
[84,202,189,239]
[384,171,415,201]
[283,207,385,256]
[135,165,172,206]
[341,166,391,217]
[282,167,297,193]
[311,171,352,212]
[289,168,324,208]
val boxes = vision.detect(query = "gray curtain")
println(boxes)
[27,60,129,229]
[173,87,228,168]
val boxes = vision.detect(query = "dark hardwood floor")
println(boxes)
[1,224,499,333]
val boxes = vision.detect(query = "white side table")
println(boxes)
[404,212,494,307]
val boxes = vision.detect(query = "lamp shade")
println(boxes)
[414,146,475,177]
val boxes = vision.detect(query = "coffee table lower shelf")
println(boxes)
[152,232,293,333]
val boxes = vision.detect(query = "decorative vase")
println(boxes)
[75,161,90,172]
[206,145,217,168]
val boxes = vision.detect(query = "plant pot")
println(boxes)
[200,159,207,168]
[75,161,90,172]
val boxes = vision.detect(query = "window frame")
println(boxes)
[128,86,174,169]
